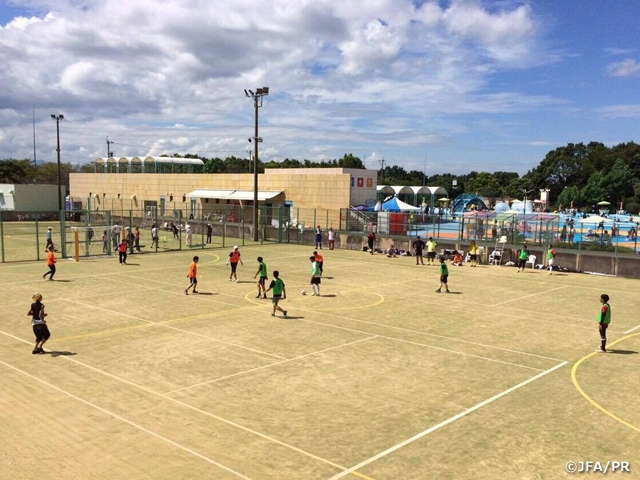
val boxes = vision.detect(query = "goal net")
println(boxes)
[67,225,120,259]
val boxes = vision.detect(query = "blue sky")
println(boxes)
[0,0,638,175]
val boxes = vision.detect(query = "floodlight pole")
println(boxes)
[245,87,269,241]
[51,114,64,212]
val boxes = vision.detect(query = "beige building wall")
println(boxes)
[69,168,378,229]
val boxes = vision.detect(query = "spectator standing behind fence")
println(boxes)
[186,224,192,247]
[206,224,212,243]
[328,228,335,250]
[315,226,322,249]
[102,230,108,253]
[150,224,158,249]
[170,222,179,240]
[134,227,141,252]
[45,226,54,251]
[112,222,122,249]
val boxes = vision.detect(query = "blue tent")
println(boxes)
[382,197,421,212]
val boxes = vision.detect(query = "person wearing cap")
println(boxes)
[226,245,243,282]
[27,293,50,354]
[45,226,54,251]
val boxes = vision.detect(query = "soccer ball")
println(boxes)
[301,290,306,295]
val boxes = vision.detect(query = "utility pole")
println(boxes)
[423,156,427,187]
[106,136,115,158]
[51,114,64,211]
[33,108,37,167]
[244,87,269,241]
[379,157,385,185]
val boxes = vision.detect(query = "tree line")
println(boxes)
[2,141,638,211]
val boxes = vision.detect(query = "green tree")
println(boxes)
[464,172,502,203]
[337,154,364,169]
[580,171,608,207]
[556,185,582,209]
[0,159,35,183]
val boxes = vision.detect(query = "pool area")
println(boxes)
[405,212,639,252]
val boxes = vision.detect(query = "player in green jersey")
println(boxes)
[435,256,450,293]
[265,270,287,318]
[253,256,268,299]
[517,245,528,272]
[596,294,611,353]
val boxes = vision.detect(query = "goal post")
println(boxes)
[68,225,117,260]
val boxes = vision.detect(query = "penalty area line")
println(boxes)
[328,361,568,480]
[0,358,254,480]
[623,324,640,335]
[491,285,568,307]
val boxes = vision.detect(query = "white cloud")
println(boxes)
[607,58,640,77]
[0,0,562,170]
[598,104,640,119]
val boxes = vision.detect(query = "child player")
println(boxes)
[185,255,199,295]
[27,293,50,354]
[517,245,529,272]
[226,245,243,282]
[313,250,324,276]
[118,238,128,264]
[435,256,450,293]
[43,245,56,280]
[265,270,287,318]
[547,244,556,274]
[310,255,322,296]
[253,256,268,299]
[596,294,611,353]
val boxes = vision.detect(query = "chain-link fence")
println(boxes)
[1,207,637,262]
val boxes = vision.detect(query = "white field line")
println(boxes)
[164,336,379,395]
[284,316,546,372]
[291,306,567,363]
[328,361,569,480]
[103,272,567,364]
[66,298,287,360]
[624,324,640,334]
[0,358,255,480]
[491,285,569,306]
[0,329,348,474]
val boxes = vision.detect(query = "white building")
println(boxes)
[0,184,64,211]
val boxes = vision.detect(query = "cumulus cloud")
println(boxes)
[0,0,553,169]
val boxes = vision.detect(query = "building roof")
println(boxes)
[95,156,204,165]
[187,189,283,201]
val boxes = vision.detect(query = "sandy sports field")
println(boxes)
[1,244,639,479]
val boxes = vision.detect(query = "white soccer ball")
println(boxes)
[301,290,306,295]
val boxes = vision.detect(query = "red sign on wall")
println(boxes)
[357,177,364,187]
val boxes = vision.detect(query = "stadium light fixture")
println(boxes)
[244,86,270,241]
[51,114,64,211]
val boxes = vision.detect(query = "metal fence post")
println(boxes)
[35,214,41,261]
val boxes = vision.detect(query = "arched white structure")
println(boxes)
[376,185,449,208]
[94,156,204,173]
